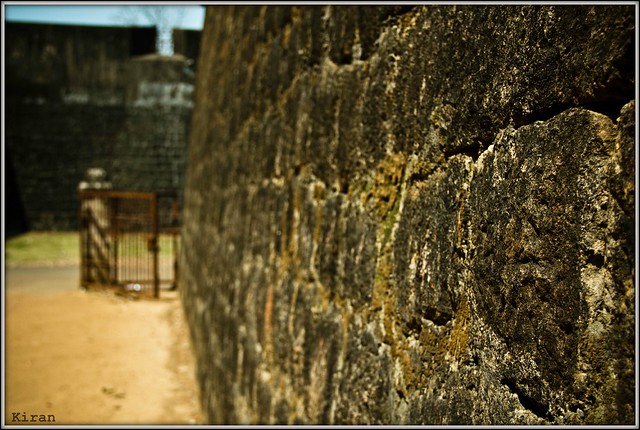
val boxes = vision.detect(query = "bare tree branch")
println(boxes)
[112,6,185,55]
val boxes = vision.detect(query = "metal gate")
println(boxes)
[79,190,179,298]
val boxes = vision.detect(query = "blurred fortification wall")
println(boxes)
[5,23,201,232]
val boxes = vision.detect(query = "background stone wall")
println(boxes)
[179,5,636,425]
[5,23,200,232]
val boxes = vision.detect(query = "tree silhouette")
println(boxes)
[114,6,185,55]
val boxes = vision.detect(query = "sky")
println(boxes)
[4,3,206,30]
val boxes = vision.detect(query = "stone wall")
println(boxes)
[179,5,636,425]
[5,22,200,231]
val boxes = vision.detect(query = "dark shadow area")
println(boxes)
[129,26,157,56]
[4,144,29,239]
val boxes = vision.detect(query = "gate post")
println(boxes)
[78,168,113,288]
[151,193,160,298]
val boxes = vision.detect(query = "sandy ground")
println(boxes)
[4,264,205,425]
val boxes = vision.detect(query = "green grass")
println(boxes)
[113,233,178,257]
[5,232,178,267]
[5,232,80,267]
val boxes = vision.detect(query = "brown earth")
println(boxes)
[4,265,205,425]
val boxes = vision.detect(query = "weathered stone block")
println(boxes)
[179,4,635,425]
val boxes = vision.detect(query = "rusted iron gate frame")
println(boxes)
[79,189,179,298]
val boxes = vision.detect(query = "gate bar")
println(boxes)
[151,193,159,299]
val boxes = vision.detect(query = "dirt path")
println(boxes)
[4,265,205,425]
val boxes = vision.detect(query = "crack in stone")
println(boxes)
[501,377,553,422]
[443,141,482,162]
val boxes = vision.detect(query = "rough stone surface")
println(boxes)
[179,5,636,425]
[5,23,199,231]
